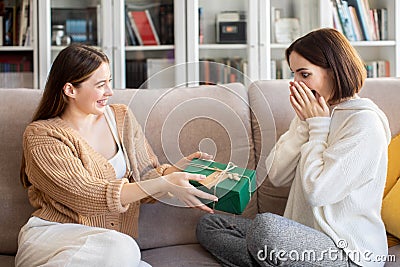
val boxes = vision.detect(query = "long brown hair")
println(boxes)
[286,28,367,103]
[20,44,109,188]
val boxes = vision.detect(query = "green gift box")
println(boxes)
[184,158,256,214]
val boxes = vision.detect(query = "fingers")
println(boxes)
[289,81,330,119]
[290,83,306,106]
[188,151,213,161]
[192,187,218,202]
[180,191,217,213]
[185,173,207,181]
[173,152,214,172]
[181,197,215,213]
[290,81,314,104]
[316,92,329,113]
[290,95,305,121]
[196,204,215,213]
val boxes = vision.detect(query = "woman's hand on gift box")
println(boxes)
[164,151,213,175]
[162,172,218,213]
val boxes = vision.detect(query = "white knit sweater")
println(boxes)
[266,96,391,267]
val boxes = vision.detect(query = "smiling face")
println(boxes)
[64,62,113,116]
[289,51,335,104]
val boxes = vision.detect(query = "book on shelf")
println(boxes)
[270,59,293,80]
[3,6,16,46]
[332,0,388,41]
[18,0,29,46]
[0,0,32,46]
[198,7,204,44]
[158,3,174,45]
[365,60,390,78]
[199,57,246,85]
[334,0,357,41]
[377,8,388,40]
[331,1,344,34]
[128,9,160,46]
[345,0,370,40]
[348,6,363,41]
[125,7,137,46]
[270,60,276,80]
[363,0,378,40]
[0,16,3,46]
[126,59,147,88]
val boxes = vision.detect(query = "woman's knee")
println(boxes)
[196,214,215,244]
[247,213,282,250]
[100,231,142,266]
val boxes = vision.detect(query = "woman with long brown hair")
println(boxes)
[16,43,217,267]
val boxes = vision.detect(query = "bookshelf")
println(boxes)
[1,0,399,89]
[186,0,258,86]
[112,0,185,89]
[0,0,38,88]
[38,0,113,89]
[331,0,398,78]
[266,0,399,79]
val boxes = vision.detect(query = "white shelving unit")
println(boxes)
[0,0,38,88]
[13,0,400,89]
[112,0,186,89]
[352,0,400,77]
[263,0,333,80]
[263,0,399,79]
[186,0,259,86]
[38,0,113,89]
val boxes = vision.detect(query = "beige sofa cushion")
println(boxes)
[110,83,255,170]
[247,80,293,215]
[109,83,257,248]
[0,89,41,254]
[359,78,400,136]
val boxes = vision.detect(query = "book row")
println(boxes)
[125,3,174,46]
[125,57,247,89]
[332,0,387,41]
[199,57,247,85]
[0,53,32,72]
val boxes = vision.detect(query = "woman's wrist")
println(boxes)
[158,164,174,176]
[162,165,179,175]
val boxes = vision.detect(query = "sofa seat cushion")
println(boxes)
[0,255,15,267]
[141,244,220,267]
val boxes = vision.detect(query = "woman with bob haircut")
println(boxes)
[16,43,217,267]
[197,28,390,267]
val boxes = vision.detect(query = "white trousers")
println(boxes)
[15,217,151,267]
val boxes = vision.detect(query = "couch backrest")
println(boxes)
[0,83,255,253]
[110,83,255,170]
[108,83,256,249]
[248,78,400,215]
[0,89,41,255]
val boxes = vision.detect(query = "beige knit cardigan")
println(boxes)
[23,104,169,238]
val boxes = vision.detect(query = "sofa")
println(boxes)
[0,79,399,266]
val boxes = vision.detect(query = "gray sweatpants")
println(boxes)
[196,213,358,267]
